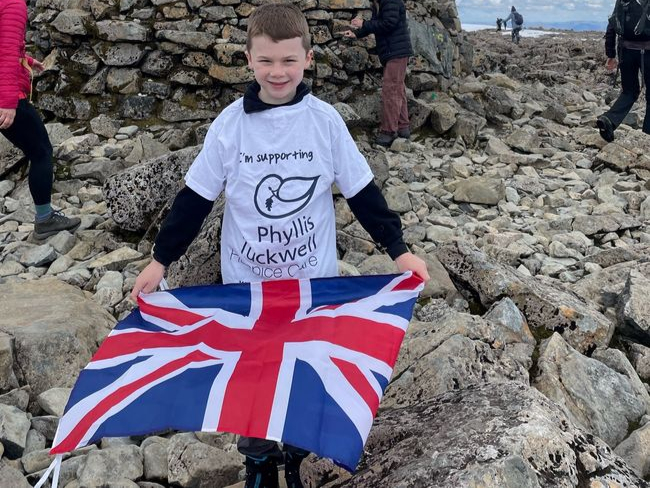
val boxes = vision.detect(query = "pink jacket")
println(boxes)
[0,0,34,109]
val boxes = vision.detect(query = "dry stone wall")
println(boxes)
[27,0,471,124]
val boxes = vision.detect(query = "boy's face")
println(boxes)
[246,35,313,105]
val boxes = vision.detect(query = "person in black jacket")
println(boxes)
[343,0,413,147]
[597,14,650,142]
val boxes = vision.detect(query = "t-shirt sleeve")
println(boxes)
[184,117,226,201]
[331,114,374,198]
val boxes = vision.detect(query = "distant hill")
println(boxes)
[462,19,608,32]
[531,20,608,31]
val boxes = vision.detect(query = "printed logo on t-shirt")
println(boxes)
[253,174,320,219]
[232,171,321,279]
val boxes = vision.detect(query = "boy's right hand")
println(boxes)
[130,260,166,301]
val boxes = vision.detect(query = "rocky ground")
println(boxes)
[1,27,650,487]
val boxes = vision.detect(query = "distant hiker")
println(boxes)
[597,1,650,142]
[0,0,80,239]
[496,18,503,31]
[504,6,524,43]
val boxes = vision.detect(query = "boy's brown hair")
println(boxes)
[246,2,311,52]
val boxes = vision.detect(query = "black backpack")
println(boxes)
[611,0,650,38]
[513,11,523,25]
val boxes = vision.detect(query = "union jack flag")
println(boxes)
[50,272,423,471]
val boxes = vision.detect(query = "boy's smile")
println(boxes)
[246,35,313,105]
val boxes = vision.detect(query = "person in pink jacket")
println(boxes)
[0,0,79,239]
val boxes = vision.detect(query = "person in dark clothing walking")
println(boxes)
[343,0,413,147]
[597,10,650,142]
[503,6,524,44]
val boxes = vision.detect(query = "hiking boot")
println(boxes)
[284,451,306,488]
[597,115,615,142]
[244,456,279,488]
[397,127,411,139]
[33,210,81,240]
[375,132,396,147]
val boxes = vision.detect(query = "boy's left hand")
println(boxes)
[351,18,363,28]
[342,30,356,38]
[394,252,430,282]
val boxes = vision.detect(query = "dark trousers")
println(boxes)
[380,57,409,134]
[0,99,53,205]
[237,436,309,461]
[604,46,650,134]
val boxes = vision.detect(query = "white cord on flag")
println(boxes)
[33,454,63,488]
[160,277,169,291]
[52,454,62,488]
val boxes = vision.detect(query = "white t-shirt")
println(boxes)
[185,94,374,284]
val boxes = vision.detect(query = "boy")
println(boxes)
[131,3,429,488]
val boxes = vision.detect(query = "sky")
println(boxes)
[456,0,616,25]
